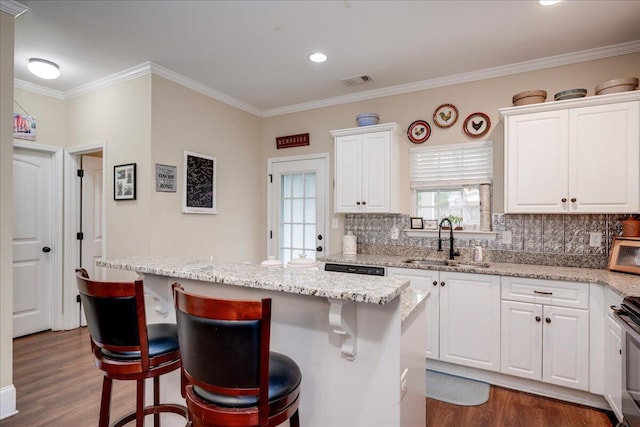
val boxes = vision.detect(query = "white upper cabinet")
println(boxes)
[501,92,640,213]
[331,123,402,213]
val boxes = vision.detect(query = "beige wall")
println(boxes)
[13,89,66,148]
[0,9,14,408]
[260,52,640,255]
[66,76,153,278]
[149,76,263,262]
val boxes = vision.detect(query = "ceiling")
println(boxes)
[11,0,640,116]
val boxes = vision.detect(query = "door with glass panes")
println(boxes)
[268,155,328,265]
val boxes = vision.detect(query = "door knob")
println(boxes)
[362,201,367,205]
[356,201,361,205]
[42,247,51,253]
[561,198,567,203]
[432,281,438,286]
[317,234,323,240]
[440,281,445,287]
[535,316,541,322]
[571,198,577,203]
[545,317,551,323]
[316,246,323,252]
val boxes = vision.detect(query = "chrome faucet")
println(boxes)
[438,218,460,260]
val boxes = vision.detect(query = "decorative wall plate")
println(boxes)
[433,103,459,129]
[407,120,431,144]
[463,112,491,138]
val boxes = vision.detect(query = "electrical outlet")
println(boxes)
[332,218,339,229]
[390,226,399,240]
[589,232,602,247]
[502,230,512,244]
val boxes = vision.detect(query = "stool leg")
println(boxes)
[290,408,300,427]
[99,376,112,427]
[154,376,160,427]
[136,378,145,427]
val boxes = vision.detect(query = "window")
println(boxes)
[411,140,492,230]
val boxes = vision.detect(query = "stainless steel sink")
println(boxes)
[402,259,448,266]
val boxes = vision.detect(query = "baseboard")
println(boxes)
[427,359,610,411]
[0,385,18,420]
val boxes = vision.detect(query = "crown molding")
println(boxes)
[0,0,27,17]
[262,40,640,117]
[13,40,640,118]
[148,63,262,117]
[64,62,153,100]
[14,79,65,100]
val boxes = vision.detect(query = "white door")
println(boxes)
[81,154,104,280]
[268,155,328,265]
[13,148,54,337]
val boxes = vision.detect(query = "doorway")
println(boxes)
[12,142,63,338]
[267,153,329,265]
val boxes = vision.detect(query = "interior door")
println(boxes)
[13,148,54,337]
[81,154,104,280]
[268,156,327,265]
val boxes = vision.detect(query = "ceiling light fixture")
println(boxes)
[309,52,327,63]
[539,0,561,5]
[28,58,61,79]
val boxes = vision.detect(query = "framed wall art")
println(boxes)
[410,217,424,229]
[114,163,136,200]
[433,104,459,129]
[463,112,491,138]
[183,151,217,214]
[155,164,177,192]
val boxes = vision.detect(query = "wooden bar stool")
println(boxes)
[76,268,188,427]
[173,283,301,427]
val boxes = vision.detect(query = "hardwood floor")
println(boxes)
[1,328,617,427]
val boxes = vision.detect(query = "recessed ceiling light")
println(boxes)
[309,52,327,63]
[539,0,561,5]
[28,58,60,79]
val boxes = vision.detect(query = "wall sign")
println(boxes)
[276,133,309,149]
[183,151,217,214]
[155,164,177,192]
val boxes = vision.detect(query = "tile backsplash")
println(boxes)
[343,213,633,269]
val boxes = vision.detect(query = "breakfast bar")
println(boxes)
[98,256,427,427]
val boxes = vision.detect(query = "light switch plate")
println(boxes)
[332,218,339,229]
[589,232,602,247]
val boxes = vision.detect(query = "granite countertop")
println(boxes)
[320,253,640,298]
[98,256,410,305]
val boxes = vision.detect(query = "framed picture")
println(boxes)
[183,151,217,214]
[13,113,36,141]
[114,163,136,200]
[410,217,424,229]
[155,164,177,192]
[424,219,438,230]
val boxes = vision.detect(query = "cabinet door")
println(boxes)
[361,131,391,213]
[335,135,363,213]
[542,305,589,391]
[439,272,501,371]
[605,314,623,421]
[387,267,439,359]
[569,101,640,213]
[500,300,542,381]
[505,110,569,213]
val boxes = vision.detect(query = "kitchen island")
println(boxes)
[98,256,427,427]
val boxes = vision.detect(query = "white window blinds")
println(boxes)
[410,140,493,190]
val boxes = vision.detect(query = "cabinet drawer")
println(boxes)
[501,277,589,309]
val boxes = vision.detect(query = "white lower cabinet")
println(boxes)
[604,288,623,421]
[387,267,440,359]
[501,278,590,391]
[388,268,501,372]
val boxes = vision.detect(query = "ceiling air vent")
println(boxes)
[341,75,373,87]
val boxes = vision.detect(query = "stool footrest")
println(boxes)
[112,403,188,427]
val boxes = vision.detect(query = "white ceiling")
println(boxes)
[11,0,640,116]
